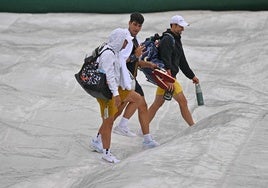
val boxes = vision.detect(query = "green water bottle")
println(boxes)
[195,83,204,106]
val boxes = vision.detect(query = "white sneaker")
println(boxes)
[143,140,160,149]
[91,137,103,153]
[102,152,120,163]
[113,125,136,137]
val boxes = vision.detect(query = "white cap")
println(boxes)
[170,15,189,27]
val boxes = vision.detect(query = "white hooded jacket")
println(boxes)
[97,28,132,97]
[119,29,142,90]
[119,29,134,90]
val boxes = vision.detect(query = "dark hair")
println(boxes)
[130,12,144,24]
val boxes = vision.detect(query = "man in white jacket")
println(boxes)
[91,28,158,163]
[90,28,139,163]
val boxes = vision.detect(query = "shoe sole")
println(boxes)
[143,145,157,149]
[113,128,136,137]
[91,140,103,153]
[92,146,102,153]
[102,156,120,163]
[143,142,160,149]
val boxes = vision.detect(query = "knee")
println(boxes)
[134,93,143,107]
[176,93,188,107]
[130,91,142,104]
[138,101,148,112]
[115,108,123,117]
[152,97,165,108]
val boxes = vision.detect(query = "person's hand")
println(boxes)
[166,82,174,92]
[192,76,199,84]
[135,45,145,57]
[166,69,172,76]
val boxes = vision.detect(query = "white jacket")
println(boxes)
[97,28,132,96]
[119,29,142,90]
[119,29,134,90]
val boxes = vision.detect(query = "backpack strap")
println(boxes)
[95,47,115,70]
[163,33,175,47]
[97,47,115,58]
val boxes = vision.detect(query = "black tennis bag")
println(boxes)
[75,44,114,100]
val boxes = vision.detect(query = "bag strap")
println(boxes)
[95,47,115,69]
[96,47,115,59]
[163,33,175,47]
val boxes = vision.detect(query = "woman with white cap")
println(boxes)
[148,15,200,126]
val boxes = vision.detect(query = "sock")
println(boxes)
[143,134,153,143]
[118,117,129,128]
[103,148,110,155]
[96,133,102,142]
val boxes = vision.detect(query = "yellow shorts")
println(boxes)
[156,79,183,95]
[97,87,130,117]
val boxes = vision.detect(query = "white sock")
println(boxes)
[144,134,153,143]
[103,148,110,155]
[97,134,102,142]
[118,117,129,128]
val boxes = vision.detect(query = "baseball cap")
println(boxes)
[170,15,189,27]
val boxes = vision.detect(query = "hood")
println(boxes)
[108,28,133,53]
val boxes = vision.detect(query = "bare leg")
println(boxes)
[137,97,149,135]
[114,101,128,120]
[173,91,195,126]
[98,116,114,149]
[115,95,150,135]
[114,90,142,121]
[148,95,165,124]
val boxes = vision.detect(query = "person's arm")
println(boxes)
[179,47,195,79]
[159,36,174,74]
[138,60,158,69]
[179,47,199,84]
[99,51,119,96]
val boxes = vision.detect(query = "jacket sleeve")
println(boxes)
[159,36,174,70]
[179,47,195,79]
[98,51,119,96]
